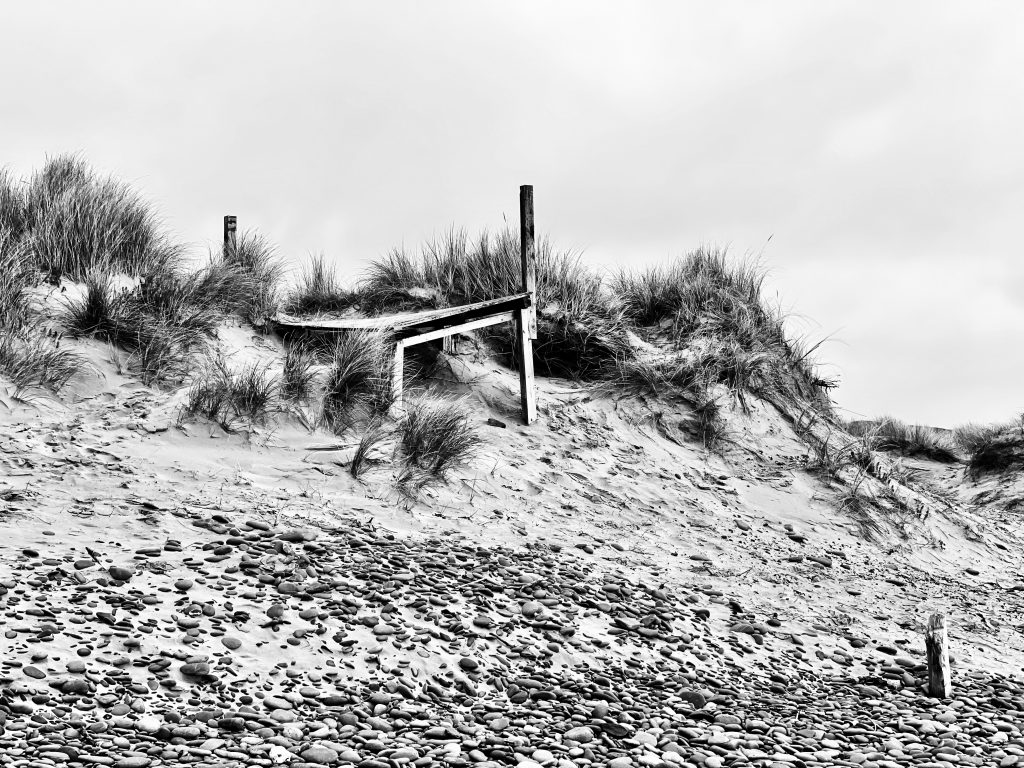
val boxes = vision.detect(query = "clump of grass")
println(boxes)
[0,331,85,396]
[359,228,632,379]
[686,394,729,451]
[285,254,357,315]
[806,430,877,482]
[0,169,27,240]
[0,228,34,332]
[351,422,388,481]
[833,470,884,541]
[614,353,706,397]
[954,416,1024,476]
[954,422,1008,456]
[395,396,481,493]
[180,360,279,429]
[280,342,319,403]
[319,330,393,434]
[222,230,284,324]
[61,270,209,386]
[614,248,831,406]
[849,417,960,463]
[23,154,176,280]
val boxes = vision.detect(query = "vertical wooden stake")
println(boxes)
[519,185,537,340]
[926,613,951,698]
[391,341,405,416]
[517,185,537,426]
[224,215,237,257]
[516,307,536,425]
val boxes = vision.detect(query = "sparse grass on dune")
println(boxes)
[0,228,35,331]
[180,360,279,430]
[396,396,481,493]
[280,342,319,404]
[805,429,877,482]
[360,228,633,379]
[62,270,210,386]
[849,417,960,463]
[0,331,85,396]
[319,330,393,434]
[954,421,1008,457]
[222,230,284,323]
[0,169,27,240]
[954,416,1024,476]
[285,254,358,316]
[351,422,388,481]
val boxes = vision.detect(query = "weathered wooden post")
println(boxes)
[926,612,951,698]
[519,186,538,340]
[224,215,237,257]
[517,185,537,425]
[391,340,405,415]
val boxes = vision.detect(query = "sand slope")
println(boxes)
[1,322,1023,767]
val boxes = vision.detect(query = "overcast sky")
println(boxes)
[4,2,1022,427]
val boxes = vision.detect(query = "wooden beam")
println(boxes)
[224,215,237,256]
[519,185,538,340]
[400,311,515,348]
[516,306,536,425]
[926,612,951,698]
[274,292,530,334]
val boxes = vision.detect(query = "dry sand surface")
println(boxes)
[2,319,1024,768]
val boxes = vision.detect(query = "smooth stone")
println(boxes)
[564,726,596,744]
[300,746,340,764]
[108,566,133,581]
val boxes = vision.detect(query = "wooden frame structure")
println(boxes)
[267,185,539,425]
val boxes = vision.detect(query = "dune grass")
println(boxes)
[0,169,27,240]
[22,154,178,280]
[0,223,86,395]
[396,396,481,493]
[359,228,632,379]
[0,332,85,396]
[280,342,319,404]
[62,270,211,386]
[318,330,394,434]
[849,417,960,463]
[614,248,831,406]
[221,230,284,324]
[285,254,357,316]
[0,228,34,331]
[180,360,279,429]
[954,416,1024,476]
[351,423,388,481]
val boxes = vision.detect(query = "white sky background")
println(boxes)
[3,1,1023,427]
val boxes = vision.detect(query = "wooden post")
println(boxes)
[516,307,536,425]
[391,341,405,415]
[224,215,237,257]
[518,185,537,426]
[519,185,537,340]
[926,612,951,698]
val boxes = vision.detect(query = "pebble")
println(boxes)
[0,506,1020,768]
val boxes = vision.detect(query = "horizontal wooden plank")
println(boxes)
[274,291,531,333]
[402,311,515,347]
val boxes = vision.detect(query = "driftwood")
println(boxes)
[763,390,961,530]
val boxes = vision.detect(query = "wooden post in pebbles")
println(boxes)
[926,612,951,698]
[224,215,237,256]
